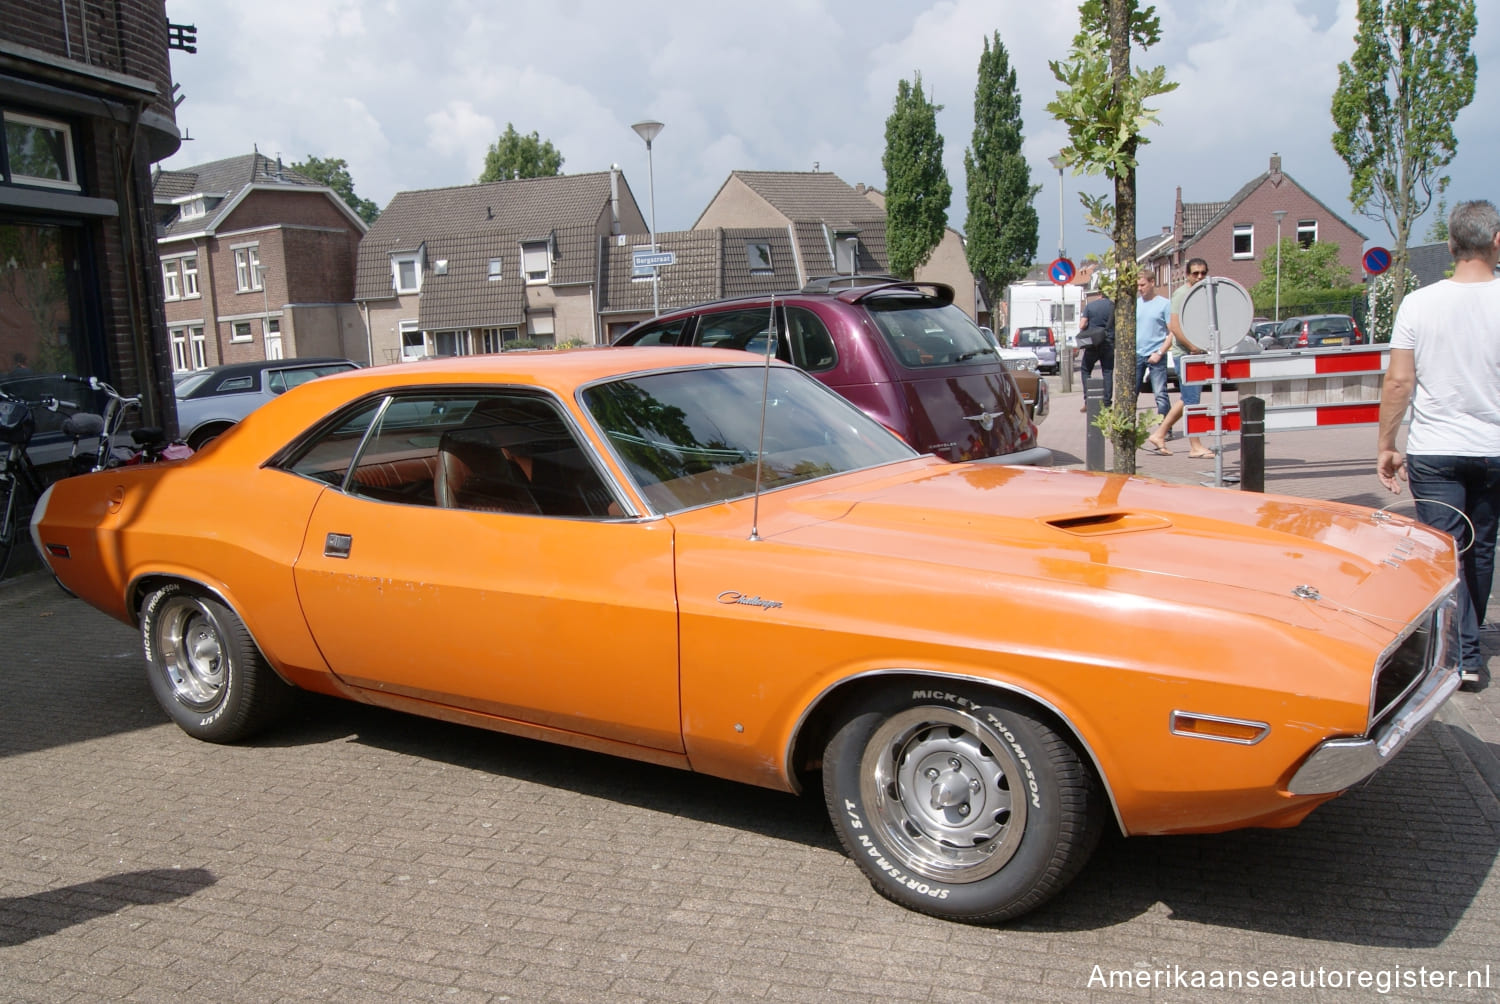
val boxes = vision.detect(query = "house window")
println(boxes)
[392,254,421,294]
[528,314,556,348]
[231,321,253,343]
[234,246,262,291]
[162,261,181,301]
[399,320,425,360]
[2,111,78,190]
[433,330,469,356]
[1297,219,1318,248]
[1232,224,1254,259]
[264,318,283,359]
[487,258,503,281]
[179,197,206,220]
[182,256,199,297]
[746,241,773,275]
[521,241,550,284]
[170,328,189,371]
[480,328,502,353]
[833,235,859,275]
[190,327,207,369]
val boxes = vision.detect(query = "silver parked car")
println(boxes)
[174,358,358,449]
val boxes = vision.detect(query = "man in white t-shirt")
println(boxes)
[1377,199,1500,691]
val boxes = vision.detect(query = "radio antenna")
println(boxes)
[748,294,777,541]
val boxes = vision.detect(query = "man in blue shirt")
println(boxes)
[1135,271,1172,453]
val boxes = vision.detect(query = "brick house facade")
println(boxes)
[154,154,368,370]
[1140,154,1367,296]
[1,0,180,452]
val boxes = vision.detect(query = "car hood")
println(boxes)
[758,462,1455,639]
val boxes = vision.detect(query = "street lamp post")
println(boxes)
[1272,209,1287,322]
[631,120,664,317]
[256,261,274,358]
[1047,154,1072,392]
[1047,154,1065,258]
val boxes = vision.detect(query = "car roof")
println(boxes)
[616,278,957,335]
[189,357,355,381]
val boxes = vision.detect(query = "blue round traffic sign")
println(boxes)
[1048,257,1076,285]
[1363,246,1391,275]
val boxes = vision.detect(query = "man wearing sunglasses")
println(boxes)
[1144,258,1214,458]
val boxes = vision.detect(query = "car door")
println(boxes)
[287,389,684,753]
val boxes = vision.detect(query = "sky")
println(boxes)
[160,0,1497,263]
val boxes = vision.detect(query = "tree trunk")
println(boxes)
[1108,0,1137,474]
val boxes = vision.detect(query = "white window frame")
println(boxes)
[234,246,262,292]
[392,253,421,294]
[170,327,189,371]
[480,328,502,353]
[190,326,207,369]
[528,314,556,347]
[520,241,550,284]
[1297,219,1318,247]
[833,233,859,275]
[264,318,283,360]
[231,321,253,343]
[399,320,425,361]
[1232,224,1254,260]
[487,257,503,281]
[3,111,79,190]
[162,260,181,301]
[181,255,199,298]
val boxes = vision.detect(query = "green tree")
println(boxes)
[1250,238,1356,303]
[1331,0,1476,320]
[1425,178,1450,242]
[289,156,380,224]
[1365,267,1421,343]
[1047,0,1176,472]
[478,124,564,182]
[963,32,1040,310]
[882,74,952,279]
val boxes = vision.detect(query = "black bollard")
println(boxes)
[1084,377,1106,472]
[1240,395,1265,493]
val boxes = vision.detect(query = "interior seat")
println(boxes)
[435,429,539,514]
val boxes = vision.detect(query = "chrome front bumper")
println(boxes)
[1287,656,1461,796]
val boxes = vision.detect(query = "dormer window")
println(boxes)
[391,251,423,294]
[180,197,207,220]
[521,241,550,284]
[833,232,860,275]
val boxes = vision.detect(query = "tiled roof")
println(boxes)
[1406,241,1453,287]
[1176,171,1367,255]
[1182,200,1228,235]
[597,227,803,313]
[151,153,320,238]
[793,220,888,279]
[727,171,886,229]
[413,231,527,331]
[355,172,618,303]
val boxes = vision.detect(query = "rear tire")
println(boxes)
[822,684,1103,923]
[0,471,35,581]
[141,583,291,742]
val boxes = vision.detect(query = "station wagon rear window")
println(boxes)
[866,298,996,369]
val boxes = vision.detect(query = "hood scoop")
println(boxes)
[1047,511,1174,536]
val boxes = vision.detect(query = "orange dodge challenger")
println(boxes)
[30,348,1461,923]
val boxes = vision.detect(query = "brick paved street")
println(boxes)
[3,384,1498,1002]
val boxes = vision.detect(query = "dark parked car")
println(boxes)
[614,278,1049,465]
[1011,326,1060,374]
[174,358,358,449]
[1260,314,1365,350]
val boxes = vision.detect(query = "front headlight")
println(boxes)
[1009,355,1039,372]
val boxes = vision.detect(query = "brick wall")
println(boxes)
[1196,179,1367,293]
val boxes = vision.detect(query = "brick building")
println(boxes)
[1,0,181,446]
[1139,154,1367,294]
[153,153,368,369]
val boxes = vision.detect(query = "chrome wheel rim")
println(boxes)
[858,706,1028,882]
[153,596,229,710]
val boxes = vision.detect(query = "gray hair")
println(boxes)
[1447,200,1500,261]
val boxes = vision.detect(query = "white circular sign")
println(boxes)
[1180,276,1254,348]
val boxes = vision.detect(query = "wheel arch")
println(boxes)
[186,420,236,451]
[786,668,1125,835]
[127,572,291,689]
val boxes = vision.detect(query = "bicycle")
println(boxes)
[0,376,189,579]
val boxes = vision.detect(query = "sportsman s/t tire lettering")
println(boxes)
[822,684,1103,923]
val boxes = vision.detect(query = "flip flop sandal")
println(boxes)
[1140,442,1171,456]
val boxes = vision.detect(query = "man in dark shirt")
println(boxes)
[1077,290,1114,408]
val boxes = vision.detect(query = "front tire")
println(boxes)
[822,684,1102,923]
[141,583,290,742]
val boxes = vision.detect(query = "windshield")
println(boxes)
[174,371,214,397]
[582,365,916,513]
[866,297,995,368]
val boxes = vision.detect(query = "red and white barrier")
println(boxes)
[1179,345,1389,436]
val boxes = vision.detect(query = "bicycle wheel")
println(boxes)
[0,469,35,581]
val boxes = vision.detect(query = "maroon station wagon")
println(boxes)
[613,279,1049,465]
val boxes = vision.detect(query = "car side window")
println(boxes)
[693,307,792,363]
[284,400,385,487]
[215,375,255,393]
[620,317,690,346]
[785,307,837,372]
[302,391,622,518]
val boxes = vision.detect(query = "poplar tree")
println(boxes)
[882,74,952,279]
[1047,0,1176,472]
[1331,0,1477,319]
[964,32,1040,312]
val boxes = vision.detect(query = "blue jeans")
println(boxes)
[1407,454,1500,669]
[1135,356,1169,415]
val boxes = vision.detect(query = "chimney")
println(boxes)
[854,182,866,195]
[275,153,284,181]
[1270,152,1282,177]
[609,163,621,236]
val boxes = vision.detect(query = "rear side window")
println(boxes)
[785,306,837,372]
[866,299,994,368]
[618,317,690,346]
[694,307,792,363]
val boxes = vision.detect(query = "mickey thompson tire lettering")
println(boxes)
[141,583,291,744]
[822,683,1103,924]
